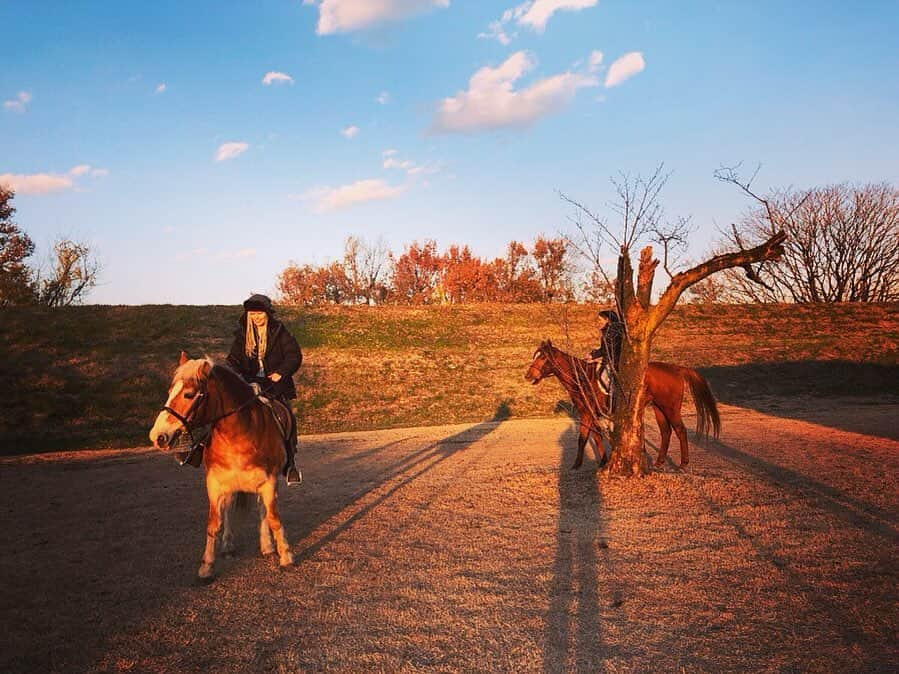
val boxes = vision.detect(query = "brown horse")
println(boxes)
[525,340,720,469]
[149,353,294,580]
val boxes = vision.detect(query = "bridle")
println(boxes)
[160,368,272,451]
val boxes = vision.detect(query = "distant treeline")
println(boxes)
[277,236,605,306]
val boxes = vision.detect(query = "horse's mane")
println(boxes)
[174,358,254,405]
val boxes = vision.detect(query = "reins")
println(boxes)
[162,368,273,449]
[541,344,611,430]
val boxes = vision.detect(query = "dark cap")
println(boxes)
[243,293,274,314]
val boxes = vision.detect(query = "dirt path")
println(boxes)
[1,400,896,672]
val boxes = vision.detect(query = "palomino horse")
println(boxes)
[149,353,294,580]
[525,340,720,469]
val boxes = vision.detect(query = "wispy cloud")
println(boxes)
[307,0,450,35]
[382,149,440,176]
[297,179,405,212]
[431,51,597,134]
[0,163,109,195]
[0,172,73,195]
[154,83,167,94]
[376,91,390,105]
[516,0,598,32]
[3,91,32,113]
[262,71,294,86]
[604,51,645,87]
[341,125,360,139]
[480,0,597,43]
[215,142,249,162]
[588,50,603,72]
[478,20,514,45]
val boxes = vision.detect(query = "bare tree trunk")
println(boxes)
[606,232,786,476]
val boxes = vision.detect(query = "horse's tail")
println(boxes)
[683,368,720,440]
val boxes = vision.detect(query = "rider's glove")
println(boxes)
[250,382,262,395]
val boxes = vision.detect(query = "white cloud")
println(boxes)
[3,91,32,113]
[218,248,257,260]
[588,50,603,72]
[478,20,514,45]
[604,51,645,87]
[155,83,167,94]
[382,149,440,176]
[376,91,390,104]
[341,125,360,139]
[431,51,597,134]
[516,0,597,32]
[0,172,73,195]
[69,164,92,177]
[262,71,294,86]
[299,179,405,212]
[309,0,449,35]
[481,0,596,42]
[215,142,249,162]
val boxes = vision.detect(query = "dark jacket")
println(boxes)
[227,312,302,400]
[590,310,624,370]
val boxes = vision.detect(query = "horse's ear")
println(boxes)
[198,360,211,380]
[179,351,189,365]
[546,339,552,347]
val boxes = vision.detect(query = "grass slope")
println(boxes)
[1,303,897,453]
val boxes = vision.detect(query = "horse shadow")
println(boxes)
[543,425,619,672]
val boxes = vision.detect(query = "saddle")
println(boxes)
[175,397,293,468]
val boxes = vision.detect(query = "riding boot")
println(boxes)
[284,407,302,486]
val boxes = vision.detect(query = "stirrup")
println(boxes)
[285,466,303,486]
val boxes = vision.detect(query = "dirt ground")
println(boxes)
[1,399,896,673]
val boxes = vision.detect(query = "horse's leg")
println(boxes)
[220,493,236,557]
[259,477,294,568]
[258,494,275,556]
[652,405,672,467]
[591,429,608,467]
[572,417,589,470]
[199,475,226,580]
[673,416,690,467]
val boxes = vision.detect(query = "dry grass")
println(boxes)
[1,399,896,672]
[1,303,897,453]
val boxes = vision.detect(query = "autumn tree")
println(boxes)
[0,186,37,306]
[532,236,573,302]
[37,239,100,307]
[566,165,786,475]
[499,240,543,302]
[392,240,443,304]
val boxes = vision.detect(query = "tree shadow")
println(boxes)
[0,406,507,672]
[543,425,617,673]
[698,361,899,440]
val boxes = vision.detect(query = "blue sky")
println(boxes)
[2,0,898,304]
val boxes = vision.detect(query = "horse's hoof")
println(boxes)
[279,552,295,569]
[679,461,689,469]
[222,548,238,559]
[653,459,665,468]
[196,572,216,585]
[261,547,276,557]
[570,463,582,470]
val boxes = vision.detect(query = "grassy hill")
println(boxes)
[2,303,897,454]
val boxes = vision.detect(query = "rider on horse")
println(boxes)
[590,308,624,393]
[227,293,303,486]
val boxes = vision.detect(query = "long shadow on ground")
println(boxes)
[0,411,507,672]
[543,426,618,673]
[698,361,899,440]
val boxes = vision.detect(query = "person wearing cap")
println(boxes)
[227,293,303,486]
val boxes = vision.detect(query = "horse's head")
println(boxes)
[525,340,556,385]
[149,352,212,451]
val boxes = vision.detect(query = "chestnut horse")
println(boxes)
[525,340,720,469]
[149,353,294,580]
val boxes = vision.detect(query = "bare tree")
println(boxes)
[565,165,786,475]
[714,179,899,303]
[37,239,100,307]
